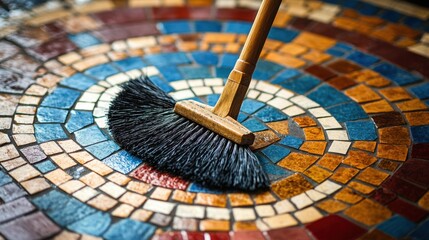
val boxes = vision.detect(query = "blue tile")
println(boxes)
[326,48,346,57]
[225,21,252,34]
[84,64,119,80]
[61,73,97,91]
[215,67,231,78]
[403,16,424,30]
[411,126,429,144]
[357,2,380,15]
[85,141,120,159]
[308,85,351,107]
[242,118,268,132]
[35,124,68,143]
[261,144,290,163]
[188,183,227,194]
[271,69,301,84]
[34,160,56,173]
[253,60,283,80]
[114,57,146,72]
[144,52,191,67]
[178,65,213,79]
[41,87,80,109]
[346,50,379,67]
[279,75,320,94]
[159,20,192,34]
[279,135,303,149]
[65,110,94,133]
[268,28,299,42]
[410,219,429,240]
[0,170,12,187]
[149,76,174,93]
[68,212,111,236]
[68,33,101,48]
[220,53,239,68]
[372,62,421,86]
[157,66,183,82]
[379,10,403,22]
[74,125,107,146]
[333,42,353,51]
[256,153,293,177]
[103,219,156,240]
[195,20,222,32]
[345,121,377,141]
[207,94,220,107]
[409,82,429,99]
[254,106,288,122]
[327,102,368,122]
[377,215,416,238]
[37,107,68,123]
[103,151,142,174]
[342,0,359,8]
[237,112,248,123]
[241,99,265,114]
[191,51,218,66]
[33,190,96,227]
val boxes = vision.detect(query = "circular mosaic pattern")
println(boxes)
[1,1,429,240]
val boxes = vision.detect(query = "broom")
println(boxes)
[108,0,282,191]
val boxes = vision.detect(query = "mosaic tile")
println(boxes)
[41,87,81,109]
[345,199,392,226]
[271,174,313,199]
[103,219,155,240]
[307,215,366,240]
[0,212,60,240]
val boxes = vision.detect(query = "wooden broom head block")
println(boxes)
[174,100,255,145]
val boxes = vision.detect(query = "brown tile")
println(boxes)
[378,159,400,172]
[278,152,319,172]
[264,52,306,68]
[356,167,389,186]
[294,116,317,127]
[344,84,381,103]
[405,111,429,126]
[330,167,359,184]
[396,99,428,112]
[228,193,253,207]
[352,141,376,152]
[316,199,348,213]
[377,144,408,161]
[343,150,377,169]
[194,193,227,207]
[278,43,307,56]
[317,153,343,171]
[250,130,280,151]
[378,87,412,102]
[344,199,392,226]
[301,50,332,64]
[233,222,258,231]
[293,32,336,50]
[379,126,411,145]
[360,230,396,240]
[327,60,361,74]
[303,127,325,140]
[334,187,363,204]
[366,77,391,88]
[200,220,229,231]
[386,23,420,39]
[372,112,405,128]
[271,174,313,199]
[172,190,196,204]
[304,165,332,183]
[371,28,397,42]
[362,100,395,114]
[328,76,357,90]
[300,141,327,155]
[305,65,337,80]
[348,181,375,195]
[253,191,276,204]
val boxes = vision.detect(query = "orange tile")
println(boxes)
[203,33,236,43]
[250,130,280,151]
[345,69,379,82]
[317,153,343,171]
[378,87,412,102]
[356,167,389,186]
[278,152,319,172]
[300,141,327,155]
[264,39,283,51]
[333,17,359,31]
[343,150,377,169]
[225,43,241,53]
[344,84,381,103]
[376,144,408,161]
[348,181,375,195]
[253,191,277,204]
[303,127,325,140]
[378,159,399,172]
[233,222,258,231]
[316,199,348,213]
[386,23,420,39]
[362,100,394,114]
[304,165,332,183]
[366,77,391,88]
[395,38,416,47]
[278,43,308,56]
[301,50,332,64]
[172,190,196,204]
[371,28,397,42]
[418,191,429,211]
[177,41,198,51]
[359,15,385,26]
[334,187,363,204]
[264,52,306,68]
[344,199,392,226]
[293,32,336,51]
[405,111,429,126]
[396,99,428,112]
[294,116,317,127]
[188,0,213,6]
[271,174,313,199]
[266,120,289,135]
[200,220,229,231]
[151,187,172,201]
[330,167,359,184]
[273,10,292,27]
[211,44,224,53]
[228,193,253,207]
[195,193,227,207]
[352,141,377,152]
[378,126,411,145]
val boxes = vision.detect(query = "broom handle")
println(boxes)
[213,0,282,119]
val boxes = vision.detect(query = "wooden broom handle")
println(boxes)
[213,0,282,119]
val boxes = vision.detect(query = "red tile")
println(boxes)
[371,188,397,205]
[93,22,159,42]
[186,232,205,240]
[306,215,366,240]
[152,7,191,20]
[412,143,429,160]
[306,22,344,39]
[395,159,429,188]
[383,176,426,202]
[131,164,190,190]
[388,198,428,222]
[216,8,257,22]
[28,36,76,61]
[231,231,264,240]
[41,21,66,36]
[267,227,311,240]
[189,7,214,20]
[155,232,183,240]
[289,17,315,31]
[208,232,230,240]
[92,8,147,25]
[305,65,337,80]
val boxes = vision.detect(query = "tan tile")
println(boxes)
[87,194,118,211]
[356,167,389,186]
[112,204,134,218]
[303,127,325,140]
[59,180,85,194]
[330,167,359,184]
[264,52,306,68]
[51,153,76,169]
[366,77,391,88]
[53,230,80,240]
[362,100,394,114]
[396,99,428,112]
[344,199,392,226]
[266,120,289,135]
[70,151,94,164]
[106,172,130,186]
[58,140,81,153]
[405,111,429,126]
[25,85,47,96]
[304,165,332,183]
[379,87,412,102]
[126,181,152,194]
[1,157,26,171]
[334,187,363,204]
[352,141,377,152]
[418,191,429,211]
[278,152,319,172]
[151,187,172,201]
[200,220,230,231]
[279,43,308,56]
[99,182,126,198]
[0,144,20,161]
[172,190,196,204]
[253,191,277,204]
[262,214,298,229]
[80,172,105,188]
[58,52,81,65]
[300,141,327,155]
[85,160,113,176]
[294,207,323,224]
[293,32,336,50]
[119,191,147,208]
[9,164,41,182]
[21,177,50,194]
[301,50,331,64]
[271,174,313,199]
[73,55,109,71]
[73,186,99,202]
[344,84,381,103]
[228,193,253,207]
[316,199,348,213]
[343,150,377,169]
[40,141,63,155]
[130,209,153,222]
[317,153,343,171]
[195,193,227,207]
[80,44,110,57]
[348,181,375,195]
[45,169,72,185]
[377,144,408,161]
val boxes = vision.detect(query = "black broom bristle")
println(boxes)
[107,76,270,191]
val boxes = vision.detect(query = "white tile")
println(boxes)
[106,73,130,85]
[246,89,260,99]
[305,189,326,202]
[97,101,110,108]
[93,107,107,117]
[286,5,309,17]
[95,117,107,129]
[99,182,126,198]
[99,93,114,102]
[255,219,270,231]
[262,214,298,229]
[328,140,351,154]
[308,107,331,117]
[318,117,342,129]
[192,86,212,96]
[257,93,274,102]
[127,36,157,49]
[75,102,95,111]
[143,199,176,214]
[105,86,122,96]
[73,186,98,202]
[206,207,230,220]
[282,106,305,117]
[273,199,295,214]
[98,81,112,88]
[249,79,257,89]
[267,97,293,109]
[326,130,349,140]
[421,33,429,44]
[188,79,204,87]
[176,205,205,219]
[232,208,256,221]
[170,80,189,90]
[408,43,429,58]
[141,66,159,76]
[315,180,342,195]
[294,207,323,224]
[290,95,319,109]
[255,205,275,217]
[256,81,280,94]
[112,40,127,51]
[126,69,142,79]
[80,92,100,102]
[204,78,224,86]
[309,10,336,23]
[291,193,313,209]
[169,90,195,100]
[276,89,294,99]
[213,86,224,94]
[320,3,341,13]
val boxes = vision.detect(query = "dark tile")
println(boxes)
[91,7,147,25]
[395,159,429,188]
[267,227,311,240]
[289,17,315,31]
[388,198,428,222]
[305,65,337,80]
[0,212,60,240]
[28,36,77,61]
[359,229,395,240]
[152,6,191,20]
[0,183,27,202]
[328,76,357,90]
[20,145,47,164]
[6,27,50,48]
[372,112,405,128]
[306,215,366,240]
[371,188,397,205]
[216,8,257,22]
[103,219,156,240]
[94,22,159,42]
[412,143,429,160]
[195,20,222,32]
[0,197,35,223]
[372,62,421,86]
[306,22,344,39]
[383,176,426,202]
[410,126,429,144]
[410,219,429,240]
[376,215,416,239]
[0,69,35,94]
[327,60,362,74]
[208,232,230,240]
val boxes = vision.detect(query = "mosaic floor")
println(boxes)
[1,0,429,239]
